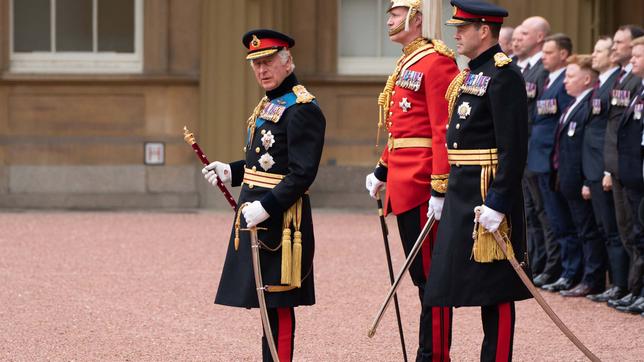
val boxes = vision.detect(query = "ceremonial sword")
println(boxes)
[241,203,280,362]
[183,126,237,210]
[474,207,600,362]
[368,212,436,338]
[375,193,408,362]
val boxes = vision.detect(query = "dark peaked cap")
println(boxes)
[242,29,295,60]
[446,0,508,26]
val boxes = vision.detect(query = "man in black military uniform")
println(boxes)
[201,29,325,361]
[422,1,531,360]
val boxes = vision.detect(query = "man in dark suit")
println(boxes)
[585,36,629,302]
[201,29,326,361]
[555,54,606,297]
[517,16,556,283]
[527,33,577,292]
[604,25,644,309]
[614,36,644,314]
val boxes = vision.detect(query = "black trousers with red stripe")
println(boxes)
[262,307,295,362]
[480,302,516,362]
[397,204,452,361]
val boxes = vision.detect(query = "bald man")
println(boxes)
[511,25,526,64]
[499,26,514,56]
[519,16,557,286]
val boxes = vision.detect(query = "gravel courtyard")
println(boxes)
[1,211,642,361]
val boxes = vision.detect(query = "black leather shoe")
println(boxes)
[560,283,594,297]
[587,286,628,302]
[533,273,555,287]
[616,297,644,314]
[542,277,573,292]
[607,293,637,308]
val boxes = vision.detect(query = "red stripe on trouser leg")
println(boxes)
[277,308,293,362]
[495,303,512,362]
[430,306,451,362]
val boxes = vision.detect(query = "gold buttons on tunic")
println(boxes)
[261,129,266,135]
[255,147,260,153]
[453,142,458,148]
[248,183,254,189]
[251,166,257,171]
[456,123,461,130]
[243,146,247,152]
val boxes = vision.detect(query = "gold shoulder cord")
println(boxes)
[246,96,269,147]
[377,37,430,147]
[445,69,469,121]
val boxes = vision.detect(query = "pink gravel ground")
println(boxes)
[0,211,642,361]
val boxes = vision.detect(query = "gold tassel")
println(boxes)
[472,218,514,263]
[291,199,303,288]
[471,162,515,262]
[233,205,246,251]
[280,208,293,285]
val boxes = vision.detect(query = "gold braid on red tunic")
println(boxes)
[376,37,430,147]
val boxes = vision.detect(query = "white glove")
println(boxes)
[475,205,505,233]
[365,173,386,199]
[202,161,231,185]
[242,201,270,228]
[428,197,444,220]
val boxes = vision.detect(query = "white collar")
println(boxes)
[516,58,529,69]
[528,51,543,67]
[574,88,593,104]
[548,67,565,84]
[623,63,633,75]
[599,66,620,87]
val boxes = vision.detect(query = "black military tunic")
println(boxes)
[425,44,533,306]
[215,73,326,309]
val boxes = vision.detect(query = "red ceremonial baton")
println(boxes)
[183,126,238,211]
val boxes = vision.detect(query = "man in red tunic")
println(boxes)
[364,0,459,360]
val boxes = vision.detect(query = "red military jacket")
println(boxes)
[375,39,459,216]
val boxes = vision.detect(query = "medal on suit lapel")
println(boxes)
[635,103,643,120]
[525,82,537,99]
[592,99,601,115]
[567,121,577,137]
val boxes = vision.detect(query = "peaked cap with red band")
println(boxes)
[242,29,295,60]
[445,0,507,26]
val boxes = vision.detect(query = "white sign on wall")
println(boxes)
[144,142,165,165]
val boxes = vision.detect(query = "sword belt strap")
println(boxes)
[388,136,432,151]
[243,167,284,189]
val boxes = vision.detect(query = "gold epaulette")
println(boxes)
[293,85,315,104]
[494,52,512,68]
[431,39,455,59]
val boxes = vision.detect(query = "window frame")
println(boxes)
[9,0,143,74]
[337,0,398,75]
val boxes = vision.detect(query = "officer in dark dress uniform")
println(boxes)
[364,1,460,359]
[422,1,531,360]
[202,29,325,362]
